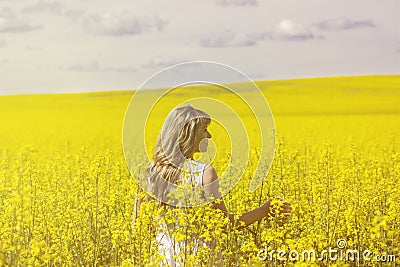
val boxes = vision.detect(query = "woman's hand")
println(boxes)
[261,198,292,218]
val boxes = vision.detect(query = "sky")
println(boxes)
[0,0,399,95]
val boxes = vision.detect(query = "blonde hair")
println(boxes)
[147,104,211,205]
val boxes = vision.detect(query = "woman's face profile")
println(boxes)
[194,124,212,153]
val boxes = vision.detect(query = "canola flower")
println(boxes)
[0,75,399,266]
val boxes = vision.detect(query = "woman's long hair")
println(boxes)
[147,104,211,206]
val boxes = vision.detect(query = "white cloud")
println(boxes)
[63,60,135,73]
[216,0,258,6]
[142,57,191,68]
[83,12,167,36]
[22,1,83,18]
[200,30,266,47]
[199,21,318,48]
[268,19,315,41]
[313,17,375,31]
[0,17,43,32]
[0,7,14,17]
[0,7,43,32]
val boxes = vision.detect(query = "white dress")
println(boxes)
[154,159,209,266]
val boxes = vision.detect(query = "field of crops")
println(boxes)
[0,75,399,266]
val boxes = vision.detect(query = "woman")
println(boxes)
[132,104,292,266]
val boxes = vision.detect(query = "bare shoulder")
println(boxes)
[202,165,218,186]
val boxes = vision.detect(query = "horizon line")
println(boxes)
[0,73,399,97]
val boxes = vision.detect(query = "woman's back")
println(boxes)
[180,159,208,187]
[147,159,209,208]
[153,159,209,266]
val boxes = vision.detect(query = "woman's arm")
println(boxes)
[203,166,270,230]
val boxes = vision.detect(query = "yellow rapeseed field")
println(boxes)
[0,75,399,266]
